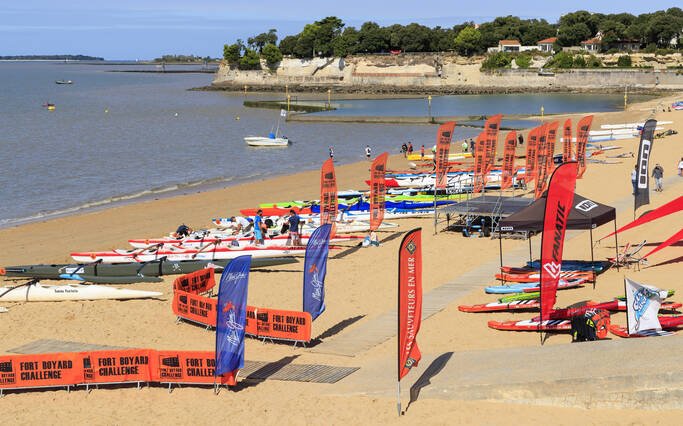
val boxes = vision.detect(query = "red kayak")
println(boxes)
[240,206,312,216]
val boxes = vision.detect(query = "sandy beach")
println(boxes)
[1,92,682,424]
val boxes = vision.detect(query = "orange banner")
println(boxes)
[562,119,572,163]
[435,121,456,189]
[173,268,215,294]
[501,130,517,190]
[576,115,593,178]
[0,352,81,389]
[398,228,422,381]
[152,351,225,384]
[534,124,549,199]
[524,126,541,185]
[538,121,559,197]
[320,159,337,225]
[81,349,153,384]
[472,132,487,193]
[483,114,502,177]
[370,152,388,231]
[173,289,311,343]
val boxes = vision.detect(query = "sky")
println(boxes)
[0,1,677,59]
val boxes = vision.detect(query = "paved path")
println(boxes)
[312,176,683,357]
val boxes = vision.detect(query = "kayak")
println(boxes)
[485,279,585,294]
[71,245,309,264]
[609,315,683,338]
[1,257,297,281]
[0,283,162,302]
[128,234,362,249]
[495,270,595,283]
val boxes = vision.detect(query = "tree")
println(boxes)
[646,14,681,46]
[397,23,432,52]
[557,22,592,46]
[481,52,512,70]
[261,43,282,68]
[454,27,482,56]
[238,48,261,70]
[521,19,556,45]
[547,52,573,68]
[279,35,298,55]
[313,16,345,56]
[357,22,387,53]
[294,23,319,58]
[248,29,278,52]
[223,43,241,63]
[333,26,360,56]
[599,20,627,46]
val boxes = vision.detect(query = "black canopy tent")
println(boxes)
[497,193,619,272]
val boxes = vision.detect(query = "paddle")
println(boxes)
[192,239,222,259]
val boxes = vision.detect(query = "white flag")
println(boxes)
[280,109,287,117]
[625,277,667,335]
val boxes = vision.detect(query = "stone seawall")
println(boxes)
[209,54,683,94]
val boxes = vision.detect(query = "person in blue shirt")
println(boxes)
[253,209,267,245]
[287,209,302,246]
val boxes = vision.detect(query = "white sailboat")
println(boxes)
[244,109,290,146]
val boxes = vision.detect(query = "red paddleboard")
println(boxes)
[366,178,399,187]
[521,281,584,292]
[496,271,595,283]
[488,318,571,331]
[240,207,312,216]
[458,299,540,313]
[609,325,677,338]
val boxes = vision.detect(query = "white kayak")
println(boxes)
[600,121,671,130]
[71,245,308,264]
[128,233,362,249]
[244,136,289,146]
[301,220,399,234]
[0,283,162,302]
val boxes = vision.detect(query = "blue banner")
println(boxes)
[215,255,251,378]
[303,224,331,321]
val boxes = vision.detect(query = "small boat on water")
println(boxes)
[55,80,72,84]
[245,109,290,147]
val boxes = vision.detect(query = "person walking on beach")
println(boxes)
[470,138,475,153]
[652,163,664,192]
[678,157,683,176]
[401,143,408,158]
[329,146,334,161]
[631,165,638,195]
[421,144,425,159]
[408,142,413,154]
[518,134,524,146]
[461,140,468,152]
[253,209,267,245]
[365,145,372,160]
[287,209,302,246]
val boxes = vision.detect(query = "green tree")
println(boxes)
[515,54,531,68]
[313,16,345,56]
[357,22,387,53]
[521,19,556,45]
[599,20,627,46]
[261,43,282,68]
[223,43,241,63]
[617,55,632,67]
[279,35,298,55]
[248,29,278,52]
[557,22,592,46]
[548,52,573,68]
[333,26,360,56]
[294,23,319,58]
[397,23,432,52]
[238,48,261,70]
[481,52,512,70]
[646,14,681,46]
[453,27,482,56]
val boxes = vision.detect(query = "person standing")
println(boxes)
[518,134,524,146]
[678,157,683,176]
[469,138,475,153]
[365,145,372,160]
[287,209,302,246]
[253,209,267,245]
[401,143,407,158]
[461,140,468,152]
[420,144,425,159]
[631,164,638,196]
[329,146,334,161]
[408,141,413,154]
[652,163,664,191]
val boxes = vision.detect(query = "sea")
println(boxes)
[0,62,652,228]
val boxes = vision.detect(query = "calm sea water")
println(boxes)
[0,62,647,228]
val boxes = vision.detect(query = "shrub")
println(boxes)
[481,52,512,70]
[238,48,261,70]
[617,55,632,67]
[606,48,619,54]
[550,52,573,68]
[643,43,657,53]
[573,55,586,68]
[515,54,531,68]
[261,43,283,69]
[587,55,602,68]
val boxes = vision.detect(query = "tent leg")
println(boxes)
[528,234,532,264]
[498,231,504,284]
[590,227,595,289]
[613,219,619,271]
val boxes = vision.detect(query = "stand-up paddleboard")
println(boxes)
[0,283,162,302]
[496,270,595,283]
[485,279,585,294]
[488,318,572,331]
[609,316,683,338]
[458,299,541,312]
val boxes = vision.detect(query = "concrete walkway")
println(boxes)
[312,176,683,357]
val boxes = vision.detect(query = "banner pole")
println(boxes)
[590,227,595,289]
[613,219,620,271]
[397,381,401,416]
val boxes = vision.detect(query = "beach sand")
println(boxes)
[1,92,682,424]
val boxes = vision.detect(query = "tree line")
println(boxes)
[223,9,683,69]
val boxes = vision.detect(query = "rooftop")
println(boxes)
[498,40,521,45]
[537,37,557,44]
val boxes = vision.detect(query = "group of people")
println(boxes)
[228,209,302,246]
[631,159,683,194]
[400,141,414,157]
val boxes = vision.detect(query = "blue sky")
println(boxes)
[0,1,676,59]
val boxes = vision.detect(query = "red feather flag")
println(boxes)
[484,114,502,177]
[640,228,683,260]
[524,126,541,186]
[370,152,388,231]
[472,132,487,193]
[562,119,572,163]
[575,115,594,178]
[435,121,457,189]
[538,121,559,197]
[398,228,422,381]
[501,130,517,190]
[534,123,549,199]
[320,159,337,226]
[540,162,578,321]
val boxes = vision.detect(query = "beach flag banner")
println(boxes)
[397,228,423,415]
[601,195,683,240]
[534,123,549,199]
[634,119,658,213]
[370,152,388,231]
[435,121,457,189]
[484,114,502,176]
[215,255,251,386]
[524,126,541,185]
[303,224,332,321]
[539,121,559,196]
[562,119,572,163]
[501,130,516,190]
[640,228,683,260]
[575,115,593,178]
[472,132,487,193]
[320,159,338,226]
[540,161,578,322]
[625,278,668,335]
